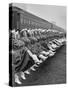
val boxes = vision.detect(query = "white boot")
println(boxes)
[30,66,36,71]
[33,64,39,67]
[24,70,30,74]
[20,72,26,80]
[27,49,41,63]
[39,54,48,61]
[40,51,49,56]
[15,74,22,84]
[32,54,42,63]
[49,50,55,57]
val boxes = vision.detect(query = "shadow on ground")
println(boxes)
[15,45,66,86]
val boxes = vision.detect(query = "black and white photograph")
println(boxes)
[9,3,66,87]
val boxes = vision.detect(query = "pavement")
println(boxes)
[15,45,66,86]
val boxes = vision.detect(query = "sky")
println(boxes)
[13,3,66,30]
